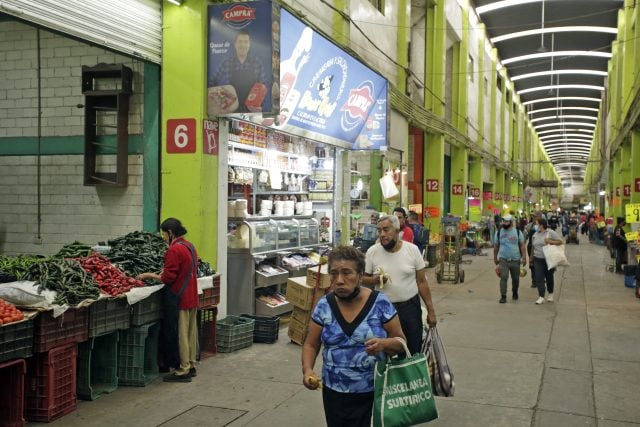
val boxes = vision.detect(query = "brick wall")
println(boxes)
[0,19,146,255]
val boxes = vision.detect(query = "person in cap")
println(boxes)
[493,214,527,303]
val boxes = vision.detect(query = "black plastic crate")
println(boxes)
[130,291,163,326]
[88,297,130,337]
[0,319,33,363]
[240,314,279,344]
[118,322,160,386]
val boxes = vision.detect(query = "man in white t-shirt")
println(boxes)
[362,214,437,354]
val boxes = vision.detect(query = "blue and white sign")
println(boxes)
[275,9,388,149]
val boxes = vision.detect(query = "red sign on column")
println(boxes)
[635,178,640,192]
[615,187,621,196]
[495,192,503,200]
[483,191,493,200]
[425,179,439,192]
[504,194,511,202]
[623,185,631,197]
[452,184,463,195]
[166,119,196,153]
[203,120,219,155]
[471,188,480,198]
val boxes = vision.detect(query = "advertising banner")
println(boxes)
[274,9,388,149]
[468,199,481,222]
[207,1,277,116]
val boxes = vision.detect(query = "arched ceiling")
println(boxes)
[473,0,623,184]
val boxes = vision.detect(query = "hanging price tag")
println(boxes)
[625,203,640,224]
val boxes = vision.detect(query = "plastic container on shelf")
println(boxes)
[118,322,160,387]
[0,358,26,427]
[130,291,163,326]
[24,343,77,422]
[197,307,218,359]
[77,332,118,401]
[0,318,34,363]
[240,314,279,344]
[32,307,89,353]
[216,315,254,353]
[88,297,130,337]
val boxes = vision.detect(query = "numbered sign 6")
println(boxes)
[452,184,463,195]
[167,119,196,153]
[425,179,439,192]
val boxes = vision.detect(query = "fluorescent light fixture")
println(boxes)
[522,96,601,106]
[599,190,606,196]
[476,0,540,15]
[534,122,597,130]
[491,26,617,43]
[528,106,599,115]
[539,135,594,141]
[512,69,608,82]
[518,84,604,95]
[537,128,594,136]
[167,0,182,4]
[502,51,612,66]
[530,115,598,123]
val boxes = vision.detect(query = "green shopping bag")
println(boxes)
[373,339,438,427]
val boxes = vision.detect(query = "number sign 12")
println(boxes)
[426,179,439,192]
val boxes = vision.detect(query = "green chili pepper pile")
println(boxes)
[107,231,168,278]
[54,241,93,259]
[22,258,100,305]
[0,255,47,280]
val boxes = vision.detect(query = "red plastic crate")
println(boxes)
[199,276,221,308]
[33,308,89,353]
[0,358,25,427]
[197,306,217,359]
[25,343,77,422]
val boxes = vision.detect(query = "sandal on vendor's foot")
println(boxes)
[189,367,197,377]
[163,372,191,383]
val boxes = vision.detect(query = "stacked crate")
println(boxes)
[0,358,26,427]
[197,275,220,358]
[287,265,331,345]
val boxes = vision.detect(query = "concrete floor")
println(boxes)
[40,241,640,427]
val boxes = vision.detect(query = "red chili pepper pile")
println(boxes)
[77,253,144,296]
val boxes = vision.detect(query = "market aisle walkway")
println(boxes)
[41,242,640,427]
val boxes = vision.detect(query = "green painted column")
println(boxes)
[450,146,467,219]
[621,141,632,212]
[332,0,349,47]
[423,1,446,229]
[613,151,622,218]
[632,131,640,204]
[161,0,219,266]
[472,24,486,217]
[622,0,635,112]
[489,49,498,158]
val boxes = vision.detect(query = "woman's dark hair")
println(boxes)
[538,218,548,229]
[328,245,365,275]
[160,218,187,237]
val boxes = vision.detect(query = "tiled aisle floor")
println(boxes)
[42,241,640,427]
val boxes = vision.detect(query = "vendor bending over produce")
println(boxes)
[138,218,199,382]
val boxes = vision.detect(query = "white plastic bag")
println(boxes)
[542,244,570,269]
[379,172,399,199]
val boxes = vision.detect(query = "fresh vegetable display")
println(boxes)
[77,253,144,296]
[0,254,47,281]
[107,231,167,278]
[54,241,93,258]
[22,259,100,305]
[0,298,24,325]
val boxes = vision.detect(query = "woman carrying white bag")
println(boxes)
[530,217,565,305]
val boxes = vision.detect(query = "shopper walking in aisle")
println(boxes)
[363,214,437,354]
[530,217,564,304]
[525,214,539,288]
[302,245,406,427]
[493,214,527,303]
[138,218,199,382]
[393,207,414,243]
[613,217,628,273]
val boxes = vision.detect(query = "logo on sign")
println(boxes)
[297,56,347,123]
[203,120,219,155]
[222,4,256,29]
[341,81,374,132]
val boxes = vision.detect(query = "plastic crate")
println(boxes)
[216,315,254,353]
[24,343,77,422]
[88,297,130,337]
[0,319,33,363]
[77,332,118,401]
[0,358,25,427]
[197,307,218,358]
[33,308,89,353]
[130,291,163,326]
[240,314,279,344]
[199,276,221,308]
[118,322,160,386]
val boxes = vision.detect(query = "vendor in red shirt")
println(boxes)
[393,207,414,243]
[138,218,199,382]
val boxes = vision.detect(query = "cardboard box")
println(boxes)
[306,264,332,289]
[286,277,327,310]
[288,318,308,345]
[291,306,312,325]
